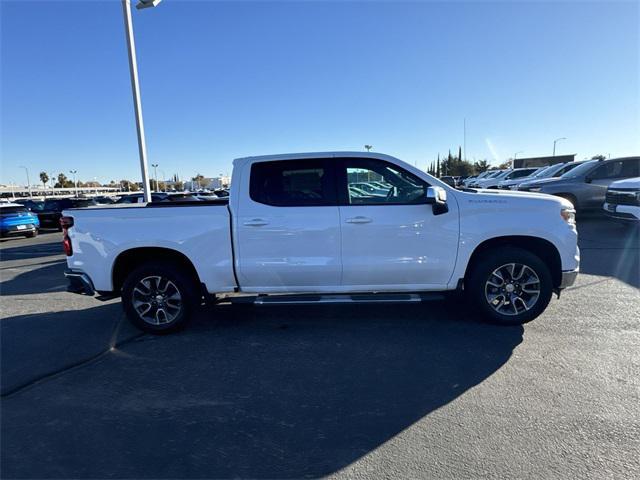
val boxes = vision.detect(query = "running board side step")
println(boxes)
[228,292,444,306]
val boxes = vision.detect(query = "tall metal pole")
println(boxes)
[553,137,566,156]
[151,163,158,192]
[122,0,152,203]
[70,170,78,197]
[19,166,32,198]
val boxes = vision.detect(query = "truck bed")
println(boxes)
[63,202,236,294]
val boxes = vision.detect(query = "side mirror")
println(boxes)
[585,176,592,184]
[426,186,448,215]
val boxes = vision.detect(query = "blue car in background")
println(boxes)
[0,203,40,238]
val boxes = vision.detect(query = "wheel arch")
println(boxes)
[111,247,202,294]
[464,236,563,288]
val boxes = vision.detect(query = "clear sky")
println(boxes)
[1,0,638,185]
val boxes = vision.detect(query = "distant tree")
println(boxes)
[192,174,207,188]
[119,179,139,192]
[458,146,462,162]
[54,173,74,188]
[591,154,606,161]
[39,171,49,189]
[473,159,490,173]
[436,155,440,177]
[497,160,512,169]
[174,180,184,191]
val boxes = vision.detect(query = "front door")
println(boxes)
[235,158,342,292]
[337,157,459,290]
[585,158,640,208]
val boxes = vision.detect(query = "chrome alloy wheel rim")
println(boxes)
[132,276,182,325]
[484,263,541,316]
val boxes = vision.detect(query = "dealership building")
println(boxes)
[513,154,576,169]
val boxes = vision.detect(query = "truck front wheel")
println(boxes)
[466,247,553,325]
[121,261,199,333]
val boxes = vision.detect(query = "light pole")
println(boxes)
[364,145,372,152]
[553,137,566,156]
[19,166,32,198]
[151,163,159,192]
[70,170,78,197]
[121,0,162,203]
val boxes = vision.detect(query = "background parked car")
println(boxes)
[39,198,97,230]
[467,170,506,188]
[115,193,169,204]
[14,199,46,212]
[474,168,538,189]
[439,176,458,188]
[603,176,640,223]
[497,167,547,190]
[519,156,640,211]
[516,161,586,191]
[0,203,40,238]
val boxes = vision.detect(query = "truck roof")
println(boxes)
[234,151,402,165]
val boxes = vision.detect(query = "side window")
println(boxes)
[591,161,624,180]
[343,158,429,205]
[250,159,336,206]
[621,158,640,177]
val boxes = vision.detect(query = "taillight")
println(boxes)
[61,216,74,256]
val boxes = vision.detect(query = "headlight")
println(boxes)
[529,187,541,192]
[561,207,576,226]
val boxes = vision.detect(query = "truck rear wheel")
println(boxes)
[121,261,199,333]
[466,247,553,325]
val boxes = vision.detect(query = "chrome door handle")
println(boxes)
[243,219,269,227]
[345,216,372,224]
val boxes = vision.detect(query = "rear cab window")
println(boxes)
[249,159,337,206]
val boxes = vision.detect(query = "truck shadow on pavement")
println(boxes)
[2,302,523,479]
[0,259,67,295]
[577,217,639,288]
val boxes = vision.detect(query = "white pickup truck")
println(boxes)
[62,152,579,333]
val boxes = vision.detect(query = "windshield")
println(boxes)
[0,206,29,216]
[560,160,598,179]
[531,166,550,177]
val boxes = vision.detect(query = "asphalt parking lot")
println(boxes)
[1,218,639,479]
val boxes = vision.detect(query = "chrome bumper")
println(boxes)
[559,268,579,289]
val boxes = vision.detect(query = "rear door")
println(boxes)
[337,157,459,290]
[235,158,342,291]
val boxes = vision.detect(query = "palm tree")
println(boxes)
[39,171,49,190]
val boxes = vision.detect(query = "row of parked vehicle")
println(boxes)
[459,156,639,220]
[0,190,230,239]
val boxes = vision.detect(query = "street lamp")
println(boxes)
[514,151,524,160]
[121,0,162,203]
[70,170,78,197]
[151,163,159,192]
[364,145,372,152]
[19,166,32,198]
[553,137,566,156]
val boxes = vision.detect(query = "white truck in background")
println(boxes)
[62,152,579,333]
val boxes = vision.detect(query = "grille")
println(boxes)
[606,189,639,206]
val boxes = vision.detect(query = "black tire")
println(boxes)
[466,247,553,326]
[121,261,200,334]
[26,230,38,238]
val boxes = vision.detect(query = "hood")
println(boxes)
[609,177,640,189]
[499,177,532,186]
[519,176,568,188]
[470,188,574,209]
